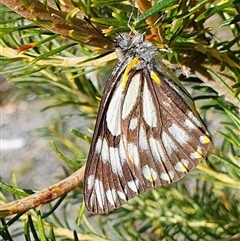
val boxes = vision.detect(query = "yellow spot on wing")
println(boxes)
[151,71,161,85]
[130,155,134,164]
[200,135,211,144]
[196,152,203,158]
[122,58,140,89]
[179,163,187,172]
[191,151,203,159]
[148,174,153,182]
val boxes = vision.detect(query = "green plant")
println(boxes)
[0,0,240,240]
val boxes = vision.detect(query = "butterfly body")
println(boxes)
[84,33,211,214]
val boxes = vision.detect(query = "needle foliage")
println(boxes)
[0,0,240,240]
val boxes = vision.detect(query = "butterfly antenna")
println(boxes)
[83,16,113,43]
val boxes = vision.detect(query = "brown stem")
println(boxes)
[0,0,114,49]
[0,166,85,218]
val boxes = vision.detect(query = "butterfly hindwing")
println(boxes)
[84,33,211,214]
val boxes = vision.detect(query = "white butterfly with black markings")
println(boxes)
[83,32,211,214]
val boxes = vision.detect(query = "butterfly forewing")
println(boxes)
[84,33,211,214]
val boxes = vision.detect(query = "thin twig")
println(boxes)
[0,166,85,218]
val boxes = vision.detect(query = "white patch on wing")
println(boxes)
[95,138,103,154]
[129,118,138,130]
[127,180,139,193]
[124,185,128,194]
[184,119,196,130]
[181,159,189,167]
[87,175,95,190]
[197,146,202,154]
[94,179,104,209]
[142,165,157,182]
[149,137,161,162]
[190,147,202,159]
[101,138,109,163]
[160,173,170,181]
[119,137,127,161]
[199,135,210,144]
[89,193,95,208]
[162,131,177,156]
[169,171,174,179]
[174,160,189,172]
[186,110,201,127]
[122,74,140,119]
[160,171,174,182]
[106,189,117,205]
[142,81,157,127]
[106,83,122,135]
[139,125,148,150]
[149,137,167,163]
[190,152,200,159]
[128,143,140,167]
[158,144,167,163]
[168,123,190,147]
[117,191,127,200]
[109,147,124,177]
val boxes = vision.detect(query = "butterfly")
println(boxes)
[83,32,211,214]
